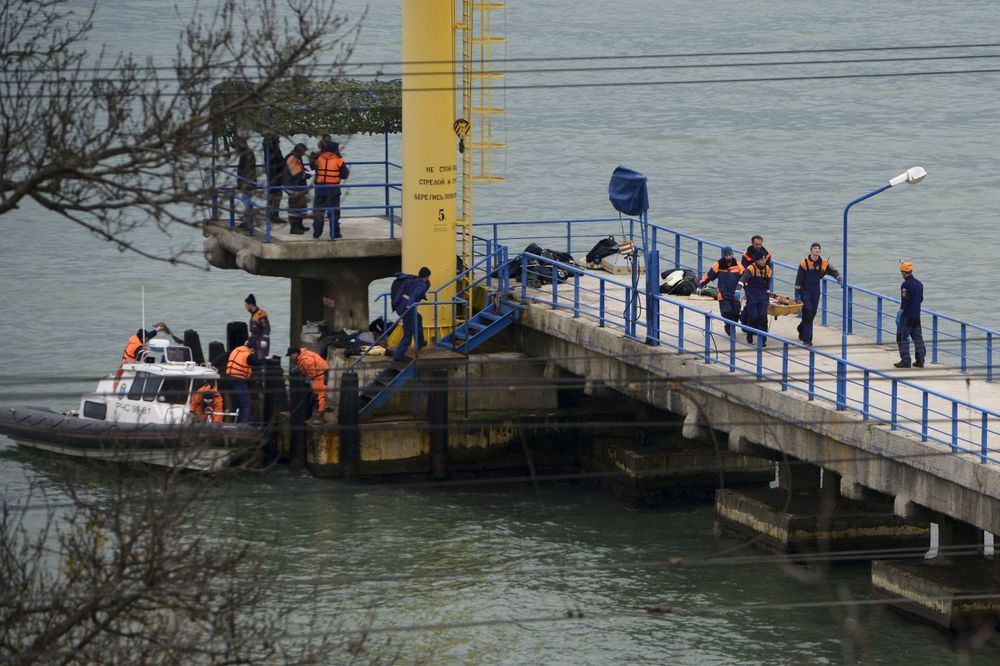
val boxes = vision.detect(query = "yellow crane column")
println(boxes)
[401,0,457,338]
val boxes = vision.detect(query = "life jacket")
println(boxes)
[295,348,329,380]
[742,263,773,298]
[226,346,253,379]
[282,154,306,188]
[191,384,223,423]
[314,151,343,185]
[121,335,144,364]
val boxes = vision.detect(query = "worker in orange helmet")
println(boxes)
[191,383,224,423]
[287,346,330,412]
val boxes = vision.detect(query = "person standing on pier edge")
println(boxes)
[698,246,744,336]
[740,254,772,346]
[312,140,346,240]
[282,142,310,234]
[244,293,270,359]
[794,242,841,347]
[392,267,432,362]
[234,136,257,228]
[287,347,330,412]
[894,261,926,368]
[226,339,264,423]
[264,136,285,226]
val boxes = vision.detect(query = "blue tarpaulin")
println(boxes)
[608,166,648,216]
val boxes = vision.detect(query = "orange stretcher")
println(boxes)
[767,293,803,318]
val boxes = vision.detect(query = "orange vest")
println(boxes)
[226,346,253,379]
[315,152,343,184]
[191,384,223,423]
[121,335,143,364]
[296,348,329,380]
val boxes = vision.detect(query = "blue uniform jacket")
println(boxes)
[740,263,772,303]
[392,273,430,316]
[741,245,772,270]
[900,274,923,320]
[700,259,744,301]
[795,257,840,298]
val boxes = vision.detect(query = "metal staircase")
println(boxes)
[357,294,519,419]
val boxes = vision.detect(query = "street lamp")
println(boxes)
[836,166,926,409]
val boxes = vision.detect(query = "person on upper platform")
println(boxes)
[698,246,744,336]
[793,243,841,347]
[244,293,271,359]
[392,267,432,362]
[741,234,773,291]
[312,140,347,240]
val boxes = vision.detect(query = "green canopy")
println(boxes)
[210,78,402,144]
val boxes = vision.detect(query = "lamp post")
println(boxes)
[836,166,926,410]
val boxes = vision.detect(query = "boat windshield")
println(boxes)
[126,372,191,405]
[165,346,192,363]
[158,377,192,405]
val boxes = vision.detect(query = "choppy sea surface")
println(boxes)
[2,1,1000,662]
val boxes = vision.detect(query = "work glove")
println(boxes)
[793,292,801,303]
[836,276,843,286]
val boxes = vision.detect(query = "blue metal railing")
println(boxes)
[216,159,403,242]
[515,251,1000,463]
[477,217,999,382]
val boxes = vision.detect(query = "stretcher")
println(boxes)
[768,293,803,318]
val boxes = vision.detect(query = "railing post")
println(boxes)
[485,240,493,288]
[229,194,236,227]
[988,332,994,383]
[703,315,712,363]
[932,314,939,364]
[566,221,572,255]
[677,308,685,353]
[780,342,789,391]
[674,233,681,268]
[863,369,870,420]
[808,351,816,401]
[921,392,929,441]
[384,131,390,217]
[982,413,989,463]
[891,380,898,430]
[550,265,558,308]
[846,285,854,335]
[951,402,959,453]
[755,336,763,380]
[599,281,606,328]
[729,328,737,372]
[573,274,580,318]
[821,279,828,326]
[696,240,703,277]
[645,249,660,346]
[960,323,968,373]
[876,296,883,345]
[836,360,847,411]
[520,258,527,301]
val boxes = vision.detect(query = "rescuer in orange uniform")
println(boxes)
[190,383,223,423]
[311,140,347,240]
[287,346,330,412]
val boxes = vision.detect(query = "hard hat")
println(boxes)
[899,261,913,273]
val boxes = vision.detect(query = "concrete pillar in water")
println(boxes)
[427,368,449,480]
[338,371,360,480]
[402,0,457,340]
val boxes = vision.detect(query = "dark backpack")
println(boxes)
[339,162,350,180]
[586,236,619,264]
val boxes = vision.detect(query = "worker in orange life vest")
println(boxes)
[287,346,330,412]
[226,339,264,424]
[312,140,347,240]
[113,327,158,389]
[190,383,223,423]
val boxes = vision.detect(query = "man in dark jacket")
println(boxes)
[698,246,744,335]
[739,254,773,346]
[741,234,773,290]
[282,143,310,234]
[794,242,842,346]
[392,267,431,362]
[234,136,256,228]
[264,136,285,225]
[894,261,926,368]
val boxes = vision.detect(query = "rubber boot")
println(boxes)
[289,217,309,235]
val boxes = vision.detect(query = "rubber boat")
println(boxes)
[0,337,262,471]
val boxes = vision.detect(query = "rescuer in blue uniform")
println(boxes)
[392,267,432,362]
[698,246,744,336]
[741,234,773,290]
[739,253,772,346]
[793,242,841,346]
[894,261,926,368]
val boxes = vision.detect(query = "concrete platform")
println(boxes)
[715,488,930,555]
[585,436,773,507]
[872,558,1000,631]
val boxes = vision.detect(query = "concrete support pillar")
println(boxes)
[820,469,841,508]
[290,278,325,346]
[777,458,821,494]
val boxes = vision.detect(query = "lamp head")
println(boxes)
[889,166,927,187]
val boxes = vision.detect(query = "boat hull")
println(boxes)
[0,406,263,471]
